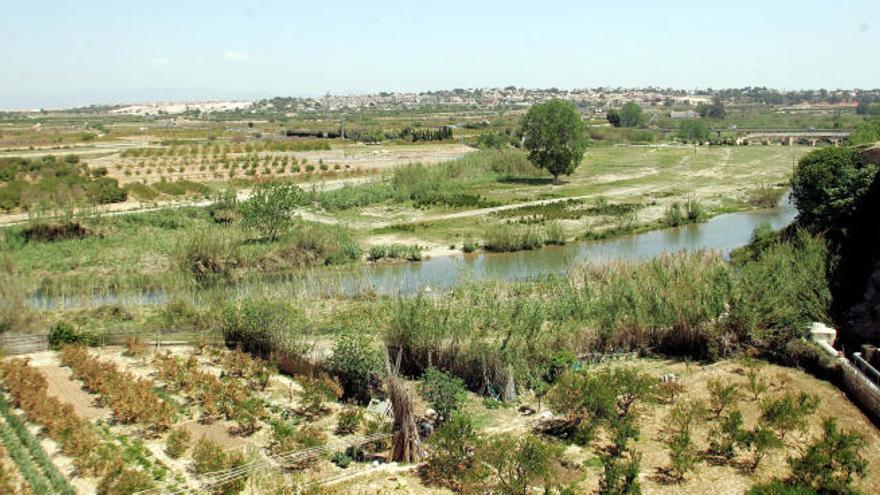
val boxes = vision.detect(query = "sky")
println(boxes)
[0,0,877,109]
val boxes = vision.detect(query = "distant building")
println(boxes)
[670,110,700,119]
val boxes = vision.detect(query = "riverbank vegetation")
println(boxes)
[0,143,878,494]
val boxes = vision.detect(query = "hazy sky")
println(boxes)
[1,0,877,109]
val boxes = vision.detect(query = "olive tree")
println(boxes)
[519,98,588,183]
[239,181,306,241]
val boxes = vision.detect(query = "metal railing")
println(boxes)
[853,352,880,386]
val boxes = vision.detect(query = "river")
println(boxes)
[33,195,797,309]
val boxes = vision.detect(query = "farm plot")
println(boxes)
[0,344,394,494]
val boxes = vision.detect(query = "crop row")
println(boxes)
[59,345,173,433]
[0,358,155,492]
[153,351,265,434]
[0,392,74,494]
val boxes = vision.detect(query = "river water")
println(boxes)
[34,195,797,309]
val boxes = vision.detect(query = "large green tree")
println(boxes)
[619,102,644,127]
[791,147,879,233]
[519,99,588,183]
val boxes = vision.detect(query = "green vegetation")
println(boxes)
[0,155,126,211]
[791,147,878,232]
[519,98,589,182]
[240,182,307,241]
[417,368,467,424]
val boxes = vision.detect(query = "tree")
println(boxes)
[849,115,880,145]
[791,147,878,233]
[473,434,563,495]
[519,98,589,183]
[698,97,727,119]
[788,418,868,494]
[759,392,820,441]
[424,411,480,489]
[606,109,622,127]
[619,102,643,128]
[417,367,467,425]
[239,181,306,241]
[327,333,383,403]
[662,400,707,481]
[677,119,710,142]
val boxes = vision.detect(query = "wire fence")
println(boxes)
[0,330,218,355]
[135,433,392,495]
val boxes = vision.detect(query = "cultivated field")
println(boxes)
[0,345,877,494]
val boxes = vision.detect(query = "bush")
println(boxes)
[21,221,90,243]
[330,451,351,468]
[165,428,191,459]
[48,322,93,349]
[176,232,240,284]
[299,374,343,416]
[417,367,467,425]
[192,436,227,474]
[335,406,364,435]
[327,333,383,403]
[788,418,867,494]
[662,400,706,481]
[284,221,362,265]
[663,199,705,227]
[424,411,479,488]
[471,434,563,495]
[483,224,545,252]
[96,467,154,495]
[240,181,307,240]
[759,391,819,440]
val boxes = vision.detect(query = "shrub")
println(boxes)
[599,448,642,495]
[327,333,383,403]
[96,467,154,495]
[791,146,879,233]
[165,427,191,459]
[708,408,747,463]
[21,220,90,243]
[662,400,706,481]
[330,451,351,468]
[299,374,343,416]
[48,322,93,349]
[472,434,563,495]
[284,221,363,265]
[424,411,479,488]
[335,406,364,435]
[176,232,240,285]
[743,425,783,471]
[192,436,227,474]
[483,224,545,252]
[707,379,739,418]
[759,392,820,441]
[788,418,867,494]
[417,367,467,425]
[240,181,307,240]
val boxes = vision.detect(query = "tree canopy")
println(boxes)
[619,102,644,127]
[678,119,710,142]
[698,97,727,119]
[791,147,879,234]
[519,98,588,183]
[239,181,306,241]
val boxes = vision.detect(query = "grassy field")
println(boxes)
[0,143,805,301]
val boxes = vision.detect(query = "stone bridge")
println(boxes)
[734,129,851,146]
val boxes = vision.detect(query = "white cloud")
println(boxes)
[221,50,248,62]
[151,57,171,66]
